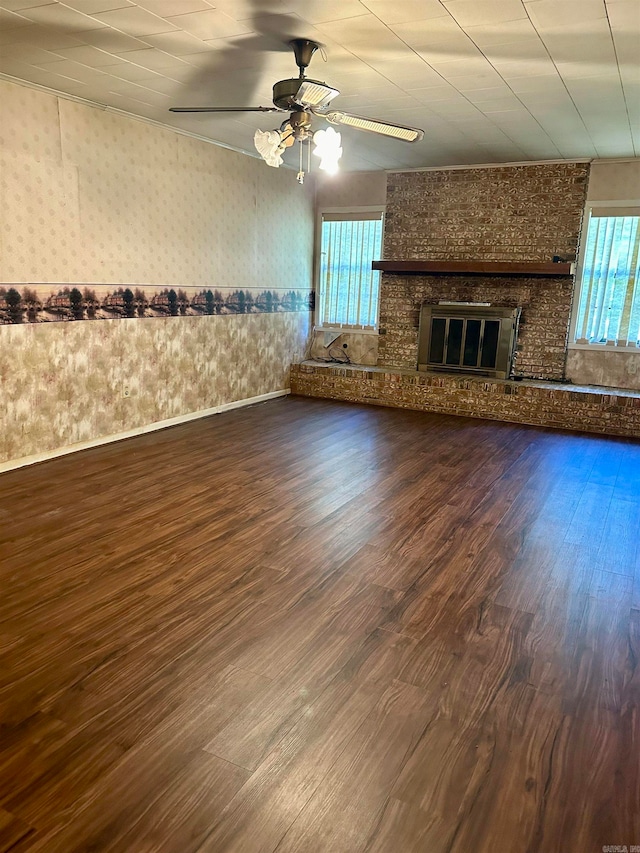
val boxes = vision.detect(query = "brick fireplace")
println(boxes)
[290,161,640,438]
[377,163,589,380]
[379,272,572,380]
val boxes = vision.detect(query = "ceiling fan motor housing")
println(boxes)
[272,78,335,110]
[272,78,305,109]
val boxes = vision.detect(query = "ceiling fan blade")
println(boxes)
[316,110,424,142]
[169,106,284,113]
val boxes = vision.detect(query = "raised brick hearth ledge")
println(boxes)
[290,362,640,439]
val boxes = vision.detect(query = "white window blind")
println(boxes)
[575,209,640,346]
[318,211,383,329]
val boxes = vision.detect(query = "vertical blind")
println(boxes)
[318,212,383,328]
[575,209,640,346]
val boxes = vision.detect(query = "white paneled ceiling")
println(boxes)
[0,0,638,170]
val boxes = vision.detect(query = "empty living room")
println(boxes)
[1,1,639,851]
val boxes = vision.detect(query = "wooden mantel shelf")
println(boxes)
[372,260,574,276]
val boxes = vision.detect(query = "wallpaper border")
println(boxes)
[0,283,315,325]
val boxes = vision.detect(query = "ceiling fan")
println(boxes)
[169,39,424,179]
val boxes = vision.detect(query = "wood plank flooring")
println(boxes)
[0,396,638,852]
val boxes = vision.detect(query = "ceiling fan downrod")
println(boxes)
[289,38,319,77]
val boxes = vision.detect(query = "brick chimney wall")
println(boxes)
[378,163,590,379]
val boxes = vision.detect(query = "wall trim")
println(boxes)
[0,389,290,474]
[568,343,640,353]
[386,158,592,174]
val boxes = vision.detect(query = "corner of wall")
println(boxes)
[0,78,315,466]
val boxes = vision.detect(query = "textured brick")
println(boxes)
[379,163,589,380]
[290,363,640,439]
[377,274,573,380]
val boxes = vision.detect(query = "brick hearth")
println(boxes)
[290,363,640,438]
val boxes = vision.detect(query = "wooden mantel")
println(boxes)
[372,260,574,276]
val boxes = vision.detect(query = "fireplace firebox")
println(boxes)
[417,303,521,380]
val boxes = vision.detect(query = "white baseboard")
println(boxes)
[0,389,290,474]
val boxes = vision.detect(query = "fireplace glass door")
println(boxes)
[418,304,520,379]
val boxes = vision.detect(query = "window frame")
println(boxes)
[569,199,640,351]
[314,205,385,333]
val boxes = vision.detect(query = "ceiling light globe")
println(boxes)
[313,127,342,174]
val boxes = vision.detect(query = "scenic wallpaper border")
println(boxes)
[0,284,315,325]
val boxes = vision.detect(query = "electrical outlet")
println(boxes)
[122,384,130,398]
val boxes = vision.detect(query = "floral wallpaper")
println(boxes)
[0,83,314,286]
[0,79,314,464]
[0,313,309,463]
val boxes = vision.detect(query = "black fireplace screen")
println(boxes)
[418,304,521,379]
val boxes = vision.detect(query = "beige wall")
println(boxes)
[584,159,640,202]
[0,79,314,465]
[566,158,640,390]
[315,170,386,208]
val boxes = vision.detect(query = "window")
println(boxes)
[317,210,383,329]
[574,207,640,346]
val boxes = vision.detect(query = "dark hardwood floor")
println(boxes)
[1,396,638,852]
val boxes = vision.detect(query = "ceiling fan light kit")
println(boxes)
[169,38,424,184]
[253,129,286,168]
[313,128,343,175]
